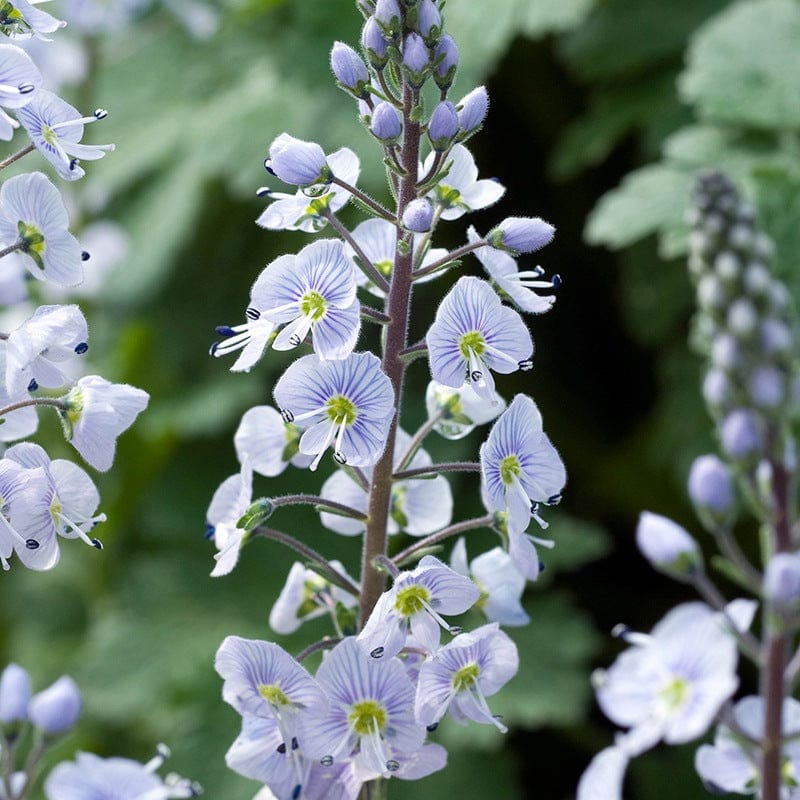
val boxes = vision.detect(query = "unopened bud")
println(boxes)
[370,101,402,143]
[764,552,800,610]
[720,409,762,460]
[0,664,30,723]
[29,676,81,735]
[635,511,702,581]
[687,455,735,528]
[402,198,433,233]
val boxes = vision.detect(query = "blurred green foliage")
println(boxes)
[2,0,797,797]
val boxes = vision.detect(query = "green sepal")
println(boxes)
[237,497,274,531]
[410,103,425,123]
[313,503,365,520]
[396,238,412,256]
[335,602,359,637]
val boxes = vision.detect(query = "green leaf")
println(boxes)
[585,164,693,255]
[679,0,800,130]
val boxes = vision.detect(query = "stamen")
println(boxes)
[27,378,38,392]
[370,646,384,659]
[277,742,287,754]
[320,755,334,767]
[280,408,294,423]
[246,306,261,320]
[25,539,39,550]
[215,326,237,337]
[256,186,272,197]
[17,82,34,94]
[94,108,108,119]
[611,623,651,647]
[144,743,171,773]
[518,359,533,371]
[386,759,400,772]
[264,158,275,175]
[74,342,88,354]
[81,251,90,261]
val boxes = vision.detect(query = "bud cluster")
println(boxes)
[689,170,798,462]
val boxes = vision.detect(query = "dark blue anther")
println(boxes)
[74,342,88,354]
[551,274,562,288]
[256,186,271,198]
[92,538,103,550]
[277,742,287,754]
[215,326,236,337]
[27,379,38,392]
[264,158,275,175]
[204,523,215,540]
[292,785,302,800]
[369,646,384,659]
[25,539,39,550]
[81,251,90,261]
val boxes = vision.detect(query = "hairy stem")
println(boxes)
[359,80,420,628]
[0,397,65,417]
[0,144,34,172]
[392,515,494,567]
[271,493,368,520]
[392,461,480,481]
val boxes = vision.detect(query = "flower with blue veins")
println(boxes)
[273,351,394,471]
[426,276,533,403]
[17,90,114,181]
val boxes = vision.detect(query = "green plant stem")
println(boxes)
[392,515,494,567]
[271,493,368,520]
[0,241,25,260]
[330,176,395,222]
[412,238,486,280]
[0,144,34,172]
[322,209,390,293]
[392,461,480,481]
[252,526,360,596]
[358,81,420,629]
[394,410,445,472]
[0,397,65,417]
[761,446,795,800]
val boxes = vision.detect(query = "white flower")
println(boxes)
[61,375,149,471]
[422,144,504,220]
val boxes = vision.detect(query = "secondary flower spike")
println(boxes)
[273,351,394,471]
[426,276,533,403]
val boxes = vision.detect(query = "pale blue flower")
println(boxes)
[0,0,65,39]
[273,352,394,471]
[450,538,529,626]
[45,750,200,799]
[423,145,504,219]
[61,375,149,472]
[207,458,252,577]
[6,442,105,549]
[467,225,558,314]
[257,147,360,232]
[415,623,518,731]
[345,217,447,297]
[301,638,425,777]
[234,405,312,477]
[319,428,453,537]
[215,637,328,769]
[29,675,81,734]
[0,172,83,285]
[695,696,800,797]
[269,560,358,635]
[357,555,480,659]
[17,90,114,181]
[0,458,58,570]
[424,379,505,441]
[4,304,88,396]
[256,239,360,360]
[0,44,41,140]
[480,394,566,537]
[426,277,533,403]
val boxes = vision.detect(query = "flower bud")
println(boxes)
[635,511,702,581]
[266,134,331,187]
[749,365,785,409]
[29,676,81,735]
[688,455,735,528]
[764,552,800,610]
[727,298,758,339]
[402,198,433,232]
[760,318,792,356]
[433,34,458,90]
[720,409,762,460]
[427,100,458,151]
[370,101,402,143]
[0,664,30,723]
[457,86,488,136]
[331,41,370,98]
[401,31,429,87]
[374,0,401,38]
[416,0,441,43]
[361,16,389,68]
[487,216,555,255]
[703,368,730,409]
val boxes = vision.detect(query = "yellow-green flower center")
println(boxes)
[49,497,62,524]
[326,394,358,425]
[64,388,84,428]
[17,222,46,269]
[451,663,480,691]
[394,583,430,617]
[499,454,521,486]
[459,331,485,359]
[434,184,461,208]
[349,699,387,736]
[376,259,393,277]
[258,683,290,707]
[41,125,60,148]
[300,290,327,321]
[659,676,688,710]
